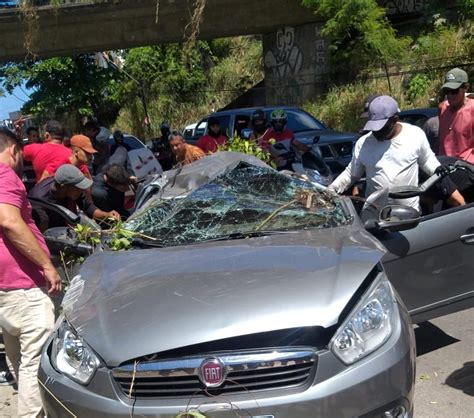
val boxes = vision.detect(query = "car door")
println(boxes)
[379,203,474,323]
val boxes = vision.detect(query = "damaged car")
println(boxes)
[37,152,474,418]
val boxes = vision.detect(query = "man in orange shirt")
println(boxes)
[438,68,473,164]
[169,131,205,166]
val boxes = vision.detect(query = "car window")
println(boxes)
[123,136,145,150]
[215,115,231,137]
[266,109,325,133]
[107,135,144,150]
[126,163,351,247]
[233,114,251,137]
[194,120,207,137]
[399,114,428,128]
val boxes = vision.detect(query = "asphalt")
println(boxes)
[0,308,472,417]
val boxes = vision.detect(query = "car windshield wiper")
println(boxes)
[131,236,166,248]
[198,230,296,243]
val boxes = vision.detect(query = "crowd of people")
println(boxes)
[0,66,472,418]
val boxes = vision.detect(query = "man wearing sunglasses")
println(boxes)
[329,95,465,210]
[438,68,473,164]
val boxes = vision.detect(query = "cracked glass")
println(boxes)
[125,164,351,246]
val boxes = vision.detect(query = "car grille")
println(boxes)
[112,348,316,398]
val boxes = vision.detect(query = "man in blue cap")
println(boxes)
[329,95,465,209]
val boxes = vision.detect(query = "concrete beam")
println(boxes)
[0,0,323,62]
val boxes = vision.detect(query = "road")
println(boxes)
[1,308,472,417]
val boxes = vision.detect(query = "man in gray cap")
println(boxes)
[329,95,465,209]
[438,67,473,164]
[29,164,120,229]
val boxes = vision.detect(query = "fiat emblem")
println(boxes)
[199,357,226,387]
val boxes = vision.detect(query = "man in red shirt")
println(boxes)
[438,68,473,164]
[0,127,61,417]
[23,120,70,181]
[196,117,228,154]
[258,109,295,150]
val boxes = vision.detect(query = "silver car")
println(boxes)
[37,153,473,418]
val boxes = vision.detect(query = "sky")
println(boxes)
[0,85,31,120]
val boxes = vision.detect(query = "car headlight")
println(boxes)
[51,319,100,384]
[330,271,398,365]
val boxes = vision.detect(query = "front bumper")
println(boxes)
[39,303,415,418]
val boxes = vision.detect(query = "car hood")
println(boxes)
[64,226,385,366]
[295,129,359,145]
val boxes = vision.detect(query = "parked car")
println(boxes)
[398,107,438,129]
[188,107,359,175]
[183,121,207,143]
[36,152,473,418]
[107,133,147,150]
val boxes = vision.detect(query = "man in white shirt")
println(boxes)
[329,95,464,209]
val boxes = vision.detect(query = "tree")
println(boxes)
[0,54,123,127]
[301,0,410,79]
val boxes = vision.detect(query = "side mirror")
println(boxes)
[364,204,420,233]
[240,128,253,139]
[43,227,94,256]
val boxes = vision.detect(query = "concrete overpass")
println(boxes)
[0,0,326,62]
[0,0,430,105]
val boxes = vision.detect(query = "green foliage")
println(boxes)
[0,55,123,126]
[301,0,410,77]
[406,74,431,102]
[303,24,473,132]
[73,223,101,246]
[106,221,135,251]
[218,136,275,167]
[115,37,263,139]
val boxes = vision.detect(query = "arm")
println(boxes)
[77,193,120,221]
[329,141,365,193]
[0,204,61,294]
[418,133,441,176]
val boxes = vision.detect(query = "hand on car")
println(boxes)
[108,210,121,220]
[434,164,454,177]
[43,265,62,295]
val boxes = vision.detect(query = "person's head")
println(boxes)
[0,127,23,175]
[207,117,221,138]
[53,164,93,200]
[43,120,64,143]
[82,120,101,140]
[104,164,130,192]
[26,127,40,144]
[363,95,401,141]
[112,130,124,145]
[160,122,170,138]
[441,68,470,109]
[169,131,186,158]
[270,109,288,132]
[70,134,98,165]
[252,109,267,134]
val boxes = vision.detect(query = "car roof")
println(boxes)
[399,108,438,116]
[207,106,304,117]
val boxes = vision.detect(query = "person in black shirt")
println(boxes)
[29,164,120,230]
[92,164,132,219]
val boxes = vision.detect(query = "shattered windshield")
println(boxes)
[125,164,351,246]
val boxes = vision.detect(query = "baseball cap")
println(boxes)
[363,96,400,132]
[55,164,93,190]
[360,94,380,118]
[441,68,468,90]
[70,134,98,153]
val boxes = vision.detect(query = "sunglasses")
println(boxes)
[446,87,461,95]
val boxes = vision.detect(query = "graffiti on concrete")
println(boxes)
[314,25,327,82]
[381,0,426,15]
[264,27,303,77]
